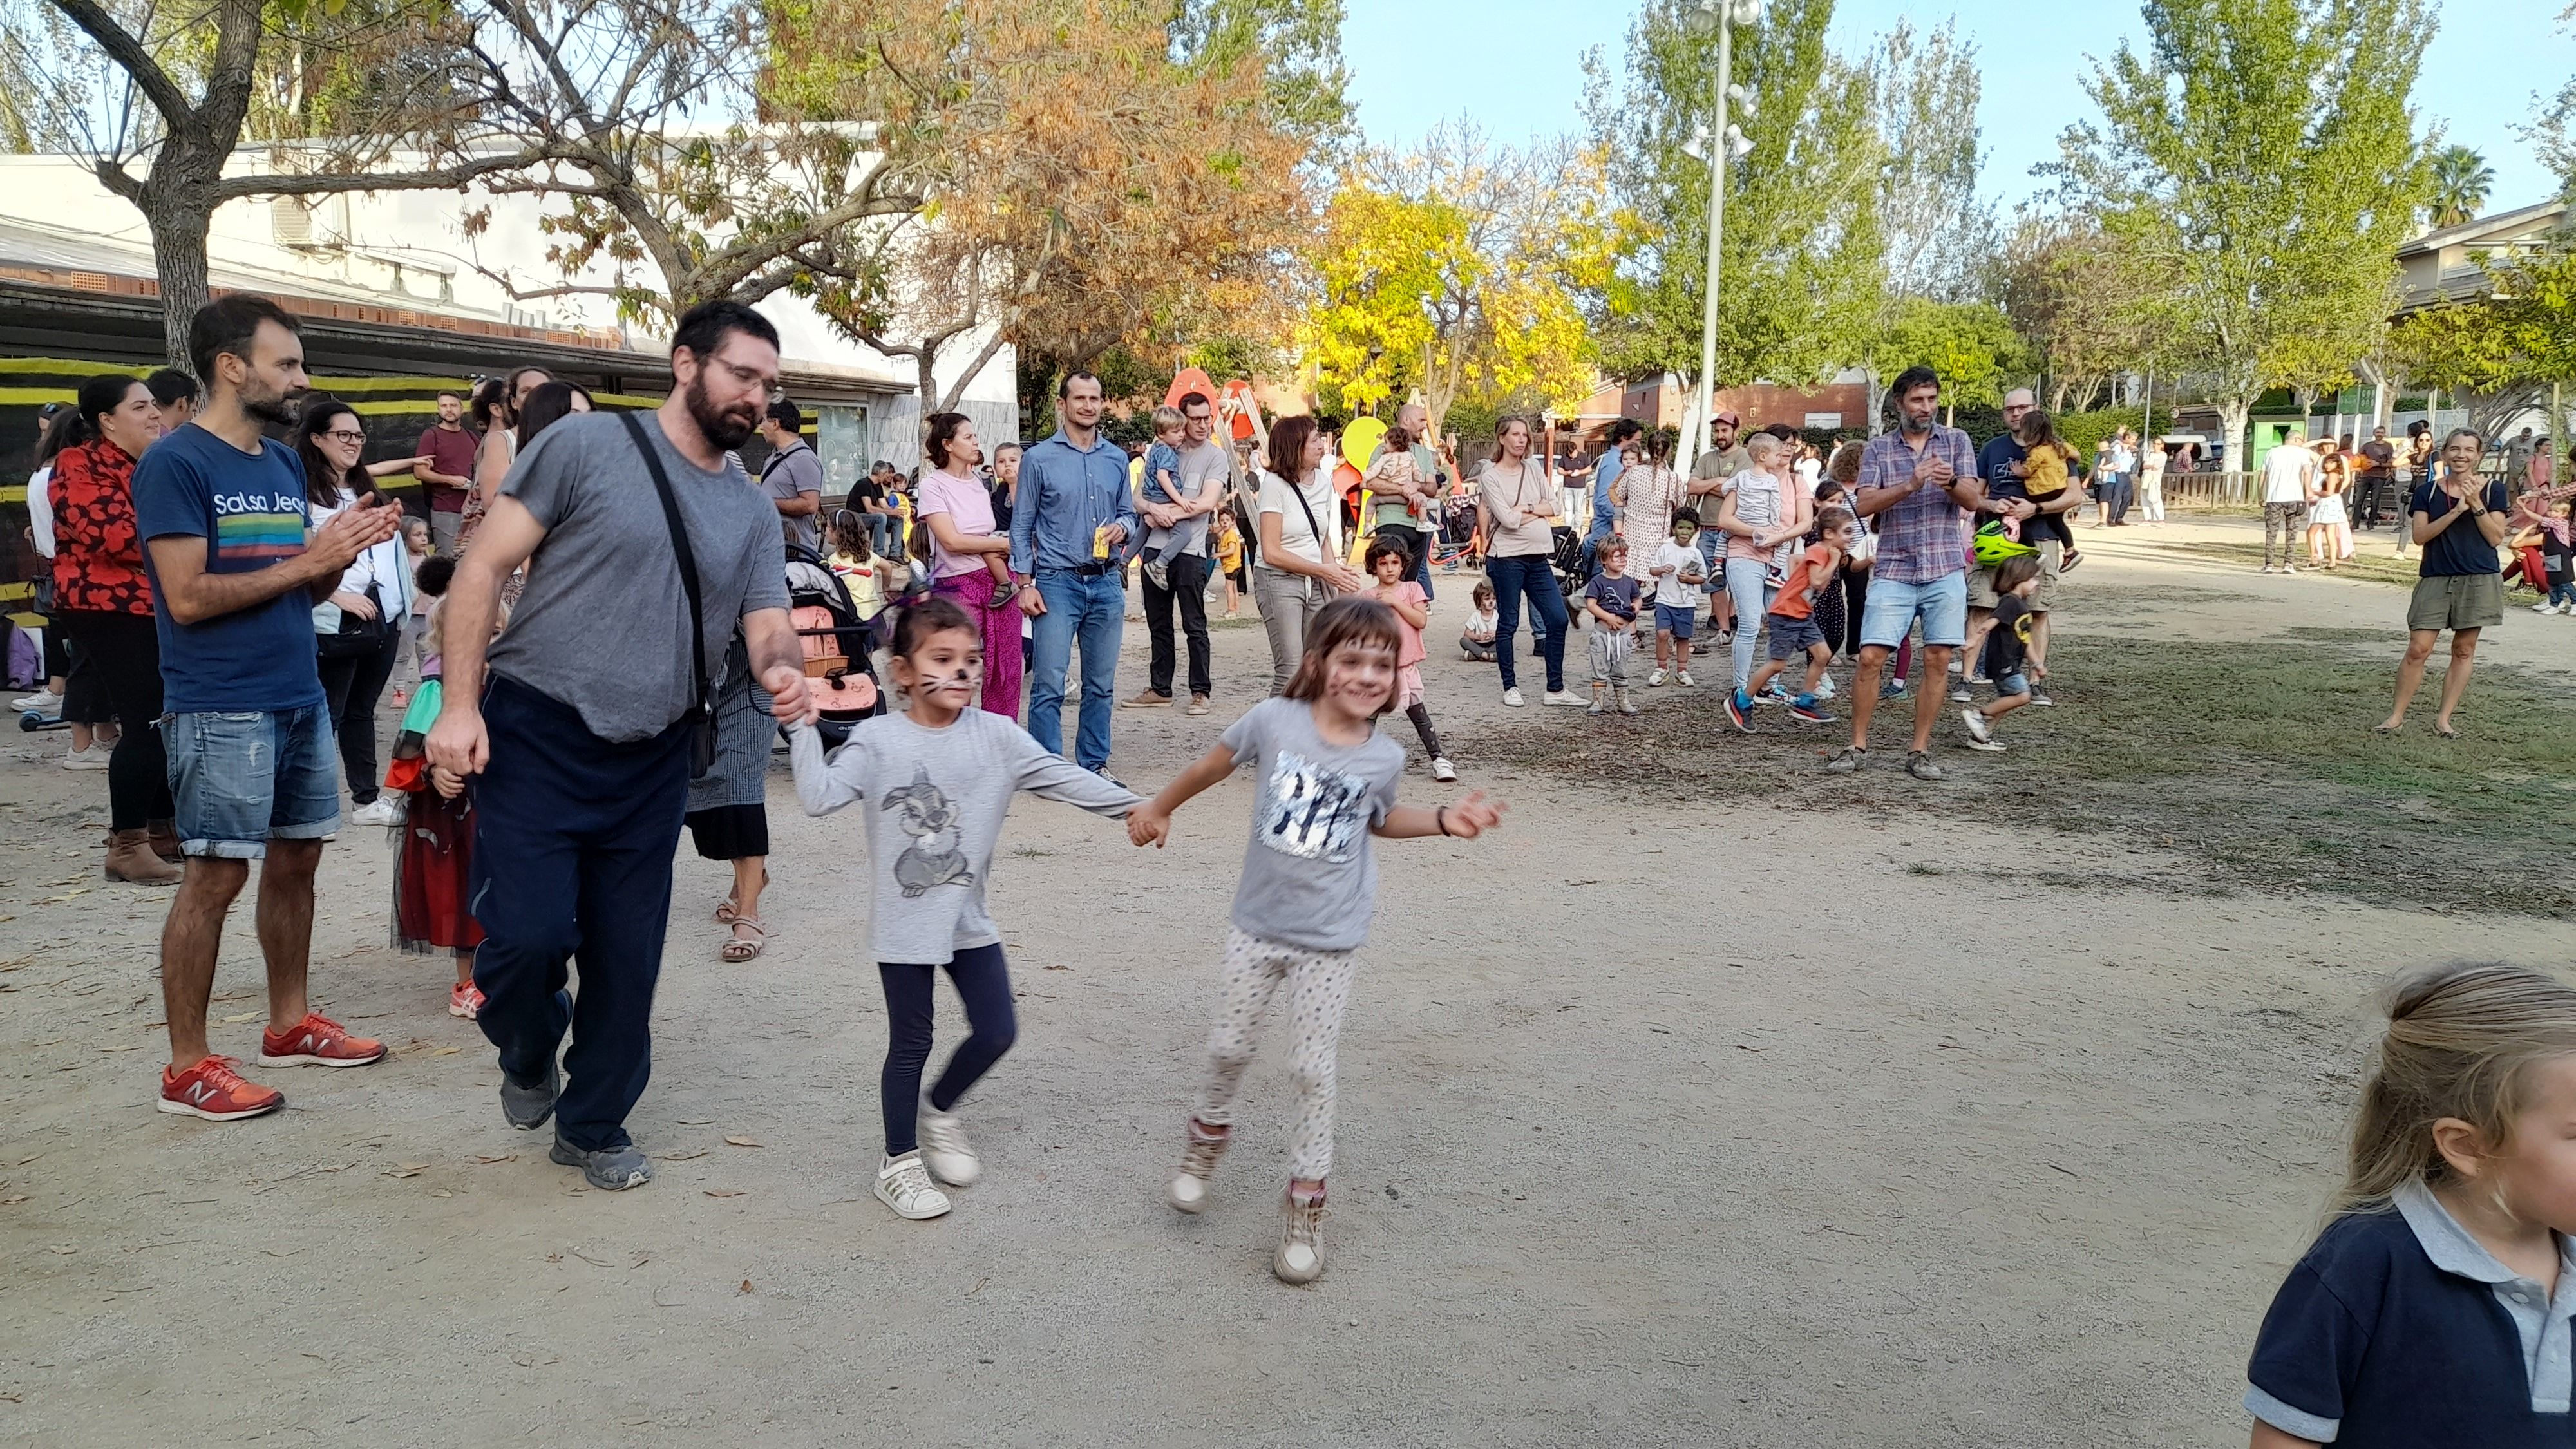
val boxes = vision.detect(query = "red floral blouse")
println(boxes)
[49,439,154,616]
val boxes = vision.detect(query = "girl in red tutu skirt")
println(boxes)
[386,559,494,1019]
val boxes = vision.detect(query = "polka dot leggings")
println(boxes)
[1193,926,1358,1181]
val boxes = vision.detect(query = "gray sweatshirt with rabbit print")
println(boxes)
[789,712,1139,964]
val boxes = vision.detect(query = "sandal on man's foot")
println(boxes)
[722,917,766,963]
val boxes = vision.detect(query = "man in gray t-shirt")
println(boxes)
[1127,390,1236,710]
[427,302,810,1192]
[757,399,824,556]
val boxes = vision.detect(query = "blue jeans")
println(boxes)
[1486,553,1569,692]
[1723,557,1777,692]
[1578,513,1616,583]
[470,676,690,1153]
[866,513,898,557]
[164,701,340,858]
[1028,568,1125,771]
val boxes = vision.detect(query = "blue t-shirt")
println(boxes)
[2410,478,2512,578]
[2247,1189,2576,1449]
[135,423,325,712]
[1977,435,2027,503]
[1583,571,1640,622]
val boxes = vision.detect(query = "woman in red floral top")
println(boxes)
[50,374,180,884]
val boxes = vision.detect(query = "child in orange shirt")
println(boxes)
[1727,506,1854,733]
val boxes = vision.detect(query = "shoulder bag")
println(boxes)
[317,498,393,662]
[622,413,719,776]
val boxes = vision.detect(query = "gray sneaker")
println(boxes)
[550,1137,652,1191]
[500,1061,559,1131]
[1906,750,1946,781]
[1823,746,1866,775]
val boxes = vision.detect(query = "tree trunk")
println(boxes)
[2215,393,2251,482]
[141,136,229,370]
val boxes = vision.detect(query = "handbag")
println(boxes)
[317,534,392,661]
[621,413,719,777]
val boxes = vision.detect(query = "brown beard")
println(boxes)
[687,374,761,451]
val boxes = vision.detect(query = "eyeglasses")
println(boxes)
[322,429,366,444]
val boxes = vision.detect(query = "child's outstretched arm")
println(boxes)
[1005,731,1142,819]
[1372,790,1507,840]
[787,721,869,816]
[1130,743,1238,847]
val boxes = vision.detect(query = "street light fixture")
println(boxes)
[1691,0,1762,464]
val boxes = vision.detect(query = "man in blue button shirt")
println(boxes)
[1010,370,1138,775]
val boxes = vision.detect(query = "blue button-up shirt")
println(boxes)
[1593,449,1625,518]
[1010,429,1140,576]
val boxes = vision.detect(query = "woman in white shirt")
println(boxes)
[293,398,417,828]
[1477,415,1580,706]
[1251,415,1366,694]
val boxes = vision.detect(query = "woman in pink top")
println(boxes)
[915,412,1024,718]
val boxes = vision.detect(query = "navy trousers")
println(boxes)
[471,676,690,1151]
[878,944,1019,1157]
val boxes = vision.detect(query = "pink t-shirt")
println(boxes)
[1376,582,1428,667]
[916,469,996,579]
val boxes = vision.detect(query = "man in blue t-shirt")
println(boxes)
[1580,417,1641,583]
[2380,426,2512,737]
[137,295,404,1123]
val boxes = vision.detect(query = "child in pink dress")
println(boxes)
[1364,538,1455,782]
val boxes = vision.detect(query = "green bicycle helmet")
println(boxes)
[1971,520,2038,566]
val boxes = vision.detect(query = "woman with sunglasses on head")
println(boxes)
[292,397,419,828]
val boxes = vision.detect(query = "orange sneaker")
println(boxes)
[448,983,486,1019]
[256,1012,387,1069]
[158,1055,284,1121]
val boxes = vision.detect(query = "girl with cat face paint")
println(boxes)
[785,596,1140,1222]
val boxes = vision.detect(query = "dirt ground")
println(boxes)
[3,515,2571,1447]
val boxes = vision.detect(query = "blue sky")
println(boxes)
[1343,0,2575,216]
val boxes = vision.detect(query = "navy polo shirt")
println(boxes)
[2247,1181,2576,1446]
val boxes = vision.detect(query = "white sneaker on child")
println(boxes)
[875,1151,952,1220]
[916,1096,981,1186]
[1274,1187,1329,1285]
[1168,1121,1231,1215]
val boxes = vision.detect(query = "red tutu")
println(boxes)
[393,788,484,953]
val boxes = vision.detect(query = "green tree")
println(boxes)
[2054,0,2435,475]
[1585,0,1882,403]
[1996,214,2166,413]
[1865,18,1996,305]
[1166,0,1353,158]
[1867,297,2027,424]
[2426,144,2495,227]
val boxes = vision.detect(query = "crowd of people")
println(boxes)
[8,285,2563,1307]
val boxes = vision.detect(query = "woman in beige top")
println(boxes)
[1477,416,1580,707]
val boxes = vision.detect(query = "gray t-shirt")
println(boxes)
[1220,696,1404,952]
[788,710,1139,964]
[488,412,788,742]
[761,442,824,556]
[1151,440,1232,558]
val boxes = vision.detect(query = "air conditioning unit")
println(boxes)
[270,194,350,251]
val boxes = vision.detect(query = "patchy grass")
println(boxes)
[1459,630,2576,918]
[2149,538,2422,589]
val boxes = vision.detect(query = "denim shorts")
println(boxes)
[1859,571,1968,649]
[1653,603,1696,638]
[164,703,341,858]
[1765,613,1827,659]
[1993,671,2031,697]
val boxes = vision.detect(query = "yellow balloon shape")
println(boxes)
[1341,416,1388,474]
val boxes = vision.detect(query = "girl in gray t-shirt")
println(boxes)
[788,596,1137,1225]
[1126,597,1506,1285]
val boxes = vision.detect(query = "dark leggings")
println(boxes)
[879,943,1018,1156]
[1403,702,1443,759]
[56,611,170,831]
[317,630,401,805]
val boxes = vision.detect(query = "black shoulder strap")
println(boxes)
[622,412,710,718]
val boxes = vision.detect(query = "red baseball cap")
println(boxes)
[1712,408,1741,426]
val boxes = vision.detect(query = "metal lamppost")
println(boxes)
[1687,0,1761,462]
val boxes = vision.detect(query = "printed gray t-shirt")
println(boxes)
[762,441,824,556]
[487,412,788,742]
[1220,696,1405,952]
[789,710,1139,964]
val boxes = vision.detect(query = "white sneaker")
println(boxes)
[1539,690,1585,707]
[349,797,404,828]
[875,1151,952,1220]
[1960,706,1993,746]
[1430,757,1457,783]
[1274,1188,1329,1285]
[12,688,61,713]
[1647,667,1669,687]
[1814,676,1838,701]
[1676,670,1696,688]
[1502,688,1526,707]
[1168,1121,1231,1214]
[61,744,109,771]
[2537,601,2560,614]
[916,1097,981,1186]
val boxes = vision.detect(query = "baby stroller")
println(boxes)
[1550,524,1586,598]
[785,544,884,745]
